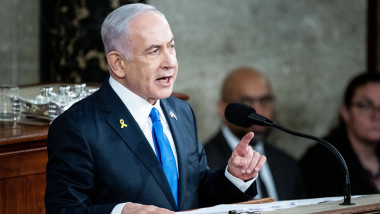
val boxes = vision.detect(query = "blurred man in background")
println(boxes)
[205,67,305,200]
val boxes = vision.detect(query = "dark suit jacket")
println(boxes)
[204,130,305,200]
[300,125,380,198]
[45,80,257,214]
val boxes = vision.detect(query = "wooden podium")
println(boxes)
[0,121,49,214]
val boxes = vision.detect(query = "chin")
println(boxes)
[157,90,173,99]
[368,136,380,142]
[250,126,267,134]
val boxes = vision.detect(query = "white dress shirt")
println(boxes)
[109,76,178,170]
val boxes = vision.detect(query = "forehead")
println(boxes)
[222,74,271,102]
[129,11,172,43]
[353,82,380,102]
[230,75,271,96]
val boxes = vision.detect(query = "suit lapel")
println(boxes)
[99,82,178,210]
[160,100,189,210]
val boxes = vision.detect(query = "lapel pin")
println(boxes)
[169,111,177,120]
[120,119,128,128]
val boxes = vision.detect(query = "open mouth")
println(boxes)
[157,76,172,84]
[158,76,171,82]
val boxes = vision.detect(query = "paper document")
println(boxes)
[177,195,364,214]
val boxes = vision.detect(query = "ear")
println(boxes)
[107,51,127,79]
[340,104,350,124]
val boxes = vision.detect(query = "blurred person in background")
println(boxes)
[205,67,305,200]
[300,72,380,198]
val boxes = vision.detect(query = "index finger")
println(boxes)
[234,132,254,156]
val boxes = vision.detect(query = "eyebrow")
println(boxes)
[144,37,175,53]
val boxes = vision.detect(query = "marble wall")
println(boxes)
[0,0,40,85]
[152,0,366,159]
[0,0,366,159]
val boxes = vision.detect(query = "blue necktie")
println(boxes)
[150,107,178,206]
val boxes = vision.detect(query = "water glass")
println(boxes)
[0,85,20,121]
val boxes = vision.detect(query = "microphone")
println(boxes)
[224,102,274,127]
[225,102,354,206]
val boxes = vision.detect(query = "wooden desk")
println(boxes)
[0,121,49,214]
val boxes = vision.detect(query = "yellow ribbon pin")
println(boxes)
[120,119,127,128]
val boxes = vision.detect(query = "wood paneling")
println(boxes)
[0,121,49,214]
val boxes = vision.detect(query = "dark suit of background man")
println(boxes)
[205,67,305,201]
[45,3,267,214]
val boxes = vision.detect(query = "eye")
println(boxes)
[353,101,373,111]
[149,48,159,55]
[238,97,253,105]
[169,43,175,51]
[357,103,371,110]
[259,96,274,106]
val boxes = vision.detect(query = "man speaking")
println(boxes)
[45,3,266,214]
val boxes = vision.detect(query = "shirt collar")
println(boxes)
[221,124,264,154]
[109,76,161,128]
[221,125,240,150]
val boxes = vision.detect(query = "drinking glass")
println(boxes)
[0,85,20,121]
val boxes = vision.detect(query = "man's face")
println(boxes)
[122,11,178,104]
[220,73,274,139]
[342,82,380,144]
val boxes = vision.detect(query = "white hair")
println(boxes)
[101,3,165,59]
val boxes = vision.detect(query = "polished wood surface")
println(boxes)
[0,121,49,214]
[238,197,275,204]
[0,122,48,147]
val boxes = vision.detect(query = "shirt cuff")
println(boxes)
[111,203,127,214]
[225,167,257,192]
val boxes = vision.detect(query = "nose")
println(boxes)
[252,103,266,116]
[161,48,177,70]
[373,108,380,119]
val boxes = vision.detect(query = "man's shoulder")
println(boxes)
[264,143,298,166]
[163,95,191,108]
[65,92,99,114]
[203,130,231,170]
[265,144,293,158]
[204,130,225,149]
[161,95,194,118]
[298,141,338,170]
[50,88,106,127]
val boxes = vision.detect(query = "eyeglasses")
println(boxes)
[351,101,380,116]
[236,95,274,108]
